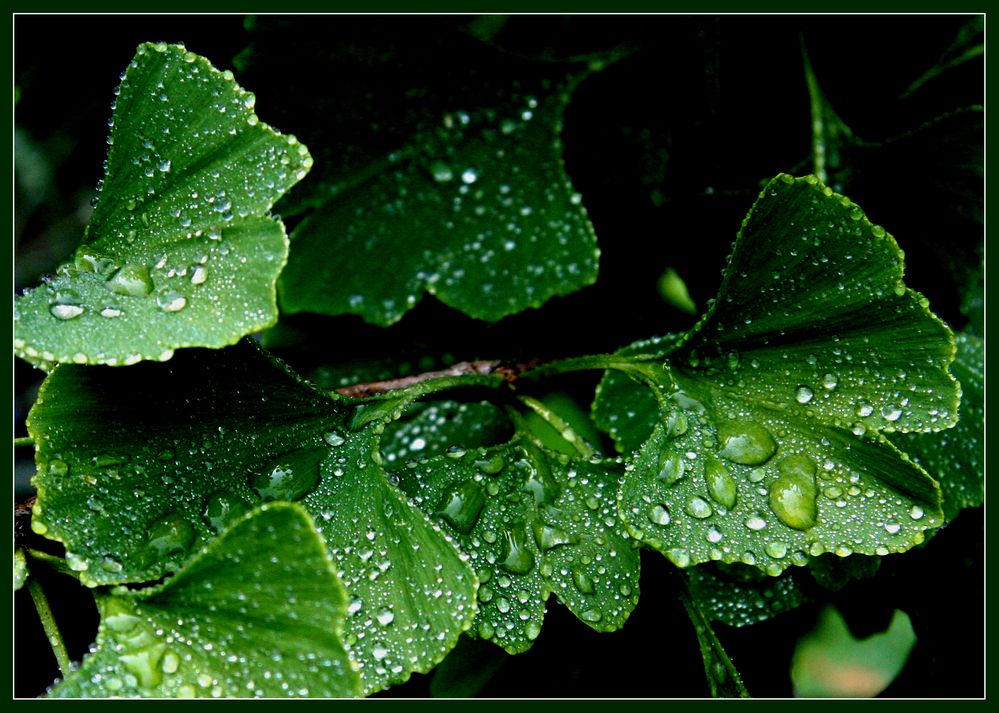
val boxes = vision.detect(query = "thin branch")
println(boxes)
[333,359,530,398]
[27,576,72,678]
[15,436,35,448]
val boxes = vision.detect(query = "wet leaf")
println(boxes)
[27,340,476,695]
[305,421,477,695]
[679,576,750,698]
[687,563,810,628]
[50,503,360,698]
[395,436,640,654]
[891,332,983,520]
[238,18,599,325]
[379,400,513,465]
[615,175,956,574]
[14,549,28,591]
[14,43,310,369]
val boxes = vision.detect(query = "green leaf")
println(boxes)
[900,16,983,99]
[891,332,983,520]
[686,564,810,628]
[50,503,361,698]
[617,175,956,575]
[27,340,476,695]
[395,436,641,653]
[238,19,599,325]
[679,576,750,698]
[14,43,311,369]
[378,400,514,465]
[592,334,677,454]
[304,421,478,695]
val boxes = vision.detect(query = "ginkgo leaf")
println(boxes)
[50,504,361,698]
[27,340,476,695]
[14,43,311,369]
[237,18,600,325]
[394,436,641,654]
[890,331,983,520]
[686,563,810,628]
[613,175,957,575]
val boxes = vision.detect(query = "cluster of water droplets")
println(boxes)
[395,438,639,653]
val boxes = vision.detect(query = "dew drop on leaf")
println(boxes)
[436,480,486,534]
[249,447,326,502]
[716,421,778,466]
[703,456,737,509]
[498,525,535,575]
[106,264,154,297]
[768,455,818,531]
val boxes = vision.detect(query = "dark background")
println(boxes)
[14,13,983,698]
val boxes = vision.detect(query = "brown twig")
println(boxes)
[333,358,542,398]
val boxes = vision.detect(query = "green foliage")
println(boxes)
[14,43,310,369]
[15,17,982,699]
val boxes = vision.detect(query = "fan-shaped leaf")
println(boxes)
[14,43,310,369]
[50,504,360,698]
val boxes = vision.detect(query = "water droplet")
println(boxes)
[703,456,737,509]
[121,643,167,689]
[202,491,252,533]
[499,525,535,575]
[657,450,685,484]
[580,609,602,623]
[744,515,767,530]
[376,609,395,626]
[768,455,818,530]
[717,421,777,465]
[249,447,326,502]
[795,386,814,404]
[573,569,595,594]
[429,160,453,183]
[532,521,571,551]
[856,403,874,418]
[190,265,208,285]
[47,459,69,477]
[372,643,389,660]
[474,453,505,475]
[684,496,713,519]
[323,431,346,447]
[50,303,84,320]
[822,374,838,390]
[665,411,688,438]
[436,480,486,534]
[881,406,903,422]
[909,505,924,520]
[161,651,180,674]
[764,541,788,559]
[525,621,541,640]
[156,289,187,313]
[461,168,478,184]
[107,264,154,297]
[145,512,196,560]
[647,504,671,526]
[158,160,172,172]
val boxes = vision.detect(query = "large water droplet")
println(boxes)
[572,569,595,595]
[156,289,187,313]
[121,642,167,690]
[717,421,777,465]
[106,264,153,297]
[436,480,486,534]
[499,525,535,575]
[202,491,253,533]
[532,521,571,551]
[145,512,196,561]
[50,303,85,320]
[795,386,814,404]
[657,450,685,484]
[768,455,818,530]
[249,447,326,502]
[684,496,713,519]
[703,456,737,509]
[647,503,671,526]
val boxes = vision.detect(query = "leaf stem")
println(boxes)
[26,576,72,678]
[676,571,749,698]
[517,395,596,459]
[15,436,34,448]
